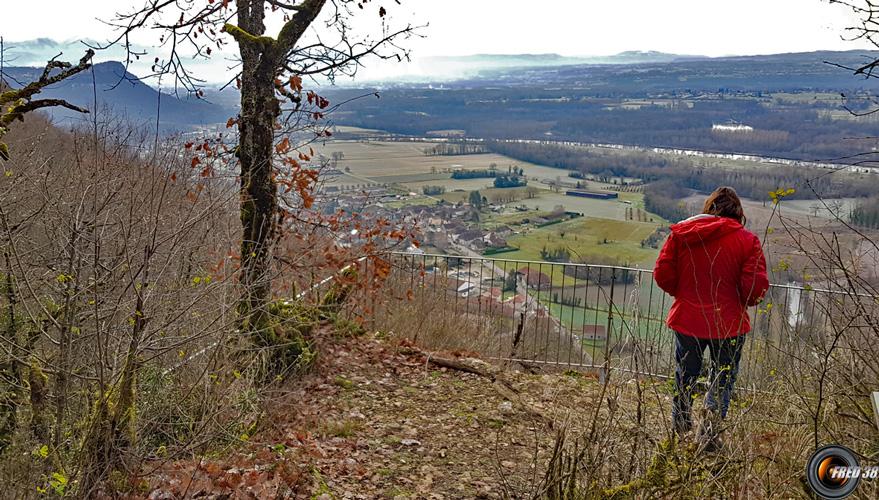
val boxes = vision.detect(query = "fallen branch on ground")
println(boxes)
[422,351,554,429]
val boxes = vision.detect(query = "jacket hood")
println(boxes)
[670,214,743,245]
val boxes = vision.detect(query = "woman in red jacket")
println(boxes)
[653,186,769,449]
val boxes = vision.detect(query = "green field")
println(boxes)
[440,186,532,204]
[315,139,661,227]
[514,192,639,221]
[504,217,661,267]
[316,140,579,181]
[315,137,669,276]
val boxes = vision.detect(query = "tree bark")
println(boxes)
[0,252,19,450]
[237,64,279,335]
[233,0,325,337]
[236,1,279,335]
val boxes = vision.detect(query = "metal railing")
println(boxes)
[368,251,859,385]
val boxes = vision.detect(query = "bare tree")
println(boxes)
[0,112,243,494]
[104,1,419,338]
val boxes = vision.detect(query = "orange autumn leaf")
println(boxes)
[275,137,290,154]
[289,75,303,92]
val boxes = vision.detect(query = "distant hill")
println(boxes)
[596,50,707,64]
[434,49,879,92]
[1,61,234,131]
[425,51,705,68]
[415,51,707,80]
[323,49,879,161]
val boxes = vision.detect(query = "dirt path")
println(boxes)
[143,332,622,499]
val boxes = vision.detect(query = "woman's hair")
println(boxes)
[702,186,746,225]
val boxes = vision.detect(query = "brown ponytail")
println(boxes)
[702,186,746,225]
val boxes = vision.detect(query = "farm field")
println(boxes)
[514,191,641,221]
[777,198,860,218]
[316,140,610,187]
[681,194,856,228]
[408,178,495,193]
[503,217,661,267]
[315,139,657,225]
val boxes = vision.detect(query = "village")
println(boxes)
[315,180,624,345]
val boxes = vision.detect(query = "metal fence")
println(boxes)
[368,251,855,385]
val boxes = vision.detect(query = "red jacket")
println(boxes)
[653,214,769,339]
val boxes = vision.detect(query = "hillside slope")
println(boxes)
[139,330,821,499]
[2,61,232,131]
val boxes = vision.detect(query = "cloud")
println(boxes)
[2,38,117,66]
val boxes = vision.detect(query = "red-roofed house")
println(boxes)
[581,325,607,341]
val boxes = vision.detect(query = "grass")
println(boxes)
[315,139,671,226]
[381,196,440,209]
[370,172,453,183]
[504,217,660,268]
[770,91,842,104]
[439,186,532,204]
[528,284,670,337]
[315,140,571,180]
[320,419,362,438]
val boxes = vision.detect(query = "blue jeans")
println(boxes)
[672,332,745,434]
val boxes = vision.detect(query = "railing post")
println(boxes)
[605,268,616,364]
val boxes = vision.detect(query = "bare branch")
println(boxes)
[0,49,94,160]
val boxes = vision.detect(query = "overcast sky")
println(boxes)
[1,0,875,82]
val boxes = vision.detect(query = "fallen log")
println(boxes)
[423,353,554,428]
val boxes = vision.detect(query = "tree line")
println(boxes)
[487,141,879,201]
[423,142,488,156]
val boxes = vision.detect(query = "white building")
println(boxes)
[712,122,754,133]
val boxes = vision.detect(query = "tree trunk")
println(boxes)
[237,4,279,337]
[78,252,149,494]
[0,252,19,450]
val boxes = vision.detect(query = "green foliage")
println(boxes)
[482,246,518,256]
[451,169,496,180]
[332,376,355,390]
[44,472,68,497]
[421,185,446,195]
[540,245,571,263]
[494,173,527,188]
[255,299,321,380]
[332,316,365,337]
[502,271,518,293]
[135,365,215,452]
[644,180,690,222]
[468,190,483,208]
[321,267,358,310]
